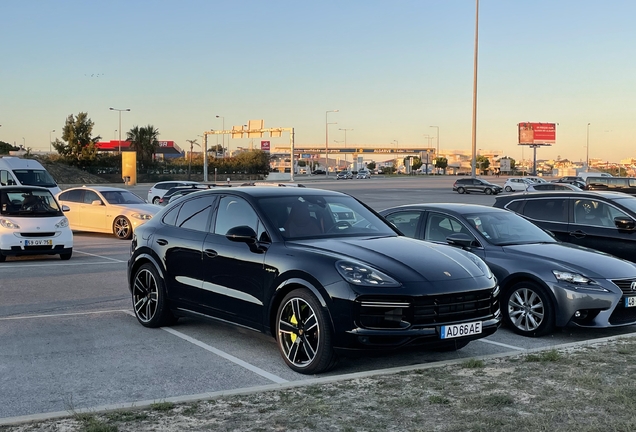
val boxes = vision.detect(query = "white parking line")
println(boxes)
[161,327,288,384]
[478,338,526,351]
[73,250,127,262]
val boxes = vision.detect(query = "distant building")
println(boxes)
[95,140,183,159]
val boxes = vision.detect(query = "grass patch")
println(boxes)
[461,358,485,368]
[524,349,562,362]
[75,415,118,432]
[429,395,451,405]
[104,411,148,422]
[150,401,174,412]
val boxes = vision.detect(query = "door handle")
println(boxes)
[156,239,168,246]
[204,249,218,258]
[569,230,587,239]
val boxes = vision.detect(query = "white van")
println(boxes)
[578,171,613,181]
[0,157,61,195]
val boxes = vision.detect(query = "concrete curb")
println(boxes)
[2,331,636,426]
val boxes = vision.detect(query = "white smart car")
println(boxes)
[0,186,73,262]
[57,186,159,239]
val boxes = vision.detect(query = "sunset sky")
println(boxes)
[2,0,635,163]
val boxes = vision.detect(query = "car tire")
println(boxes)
[132,262,178,328]
[113,216,133,240]
[276,288,337,374]
[457,187,465,194]
[0,253,5,262]
[504,186,512,192]
[485,188,493,195]
[60,250,72,260]
[152,197,161,205]
[503,281,555,337]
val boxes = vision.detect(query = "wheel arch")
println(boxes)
[128,251,166,293]
[267,277,334,338]
[499,272,560,315]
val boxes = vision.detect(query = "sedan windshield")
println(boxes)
[258,195,397,239]
[464,211,556,246]
[101,190,146,205]
[0,189,62,215]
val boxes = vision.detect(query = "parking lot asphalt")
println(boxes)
[2,176,636,422]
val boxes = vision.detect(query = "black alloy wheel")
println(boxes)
[276,289,336,374]
[152,197,161,205]
[132,263,177,327]
[113,216,133,240]
[503,282,555,337]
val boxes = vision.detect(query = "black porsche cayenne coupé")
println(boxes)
[128,186,501,374]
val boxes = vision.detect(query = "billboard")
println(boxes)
[261,140,270,151]
[518,122,556,145]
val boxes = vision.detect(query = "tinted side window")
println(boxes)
[384,211,422,238]
[83,191,101,204]
[162,204,180,226]
[59,189,84,203]
[505,200,524,213]
[214,196,265,239]
[523,199,567,223]
[426,213,473,243]
[175,196,215,231]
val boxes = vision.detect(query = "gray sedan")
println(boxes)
[379,203,636,337]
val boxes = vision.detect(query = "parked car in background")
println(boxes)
[552,177,585,189]
[524,176,549,184]
[356,169,371,179]
[0,186,73,261]
[336,171,353,180]
[147,181,200,204]
[312,169,326,175]
[57,186,159,239]
[128,186,500,374]
[526,182,583,192]
[158,184,211,206]
[585,176,636,196]
[452,178,502,195]
[503,177,534,192]
[494,191,636,264]
[380,203,636,337]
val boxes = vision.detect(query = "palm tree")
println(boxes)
[127,125,159,164]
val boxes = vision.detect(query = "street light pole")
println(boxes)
[586,123,591,171]
[339,128,353,147]
[109,107,131,154]
[392,139,398,149]
[430,125,439,156]
[325,110,339,175]
[216,115,225,158]
[470,0,480,177]
[49,130,55,153]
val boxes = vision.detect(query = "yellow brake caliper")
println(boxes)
[290,313,298,343]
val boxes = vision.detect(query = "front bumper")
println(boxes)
[0,230,73,257]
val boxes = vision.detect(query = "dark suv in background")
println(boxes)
[585,176,636,196]
[494,191,636,263]
[453,178,503,195]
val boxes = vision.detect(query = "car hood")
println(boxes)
[287,236,491,282]
[502,243,636,279]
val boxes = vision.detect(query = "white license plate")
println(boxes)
[25,239,53,246]
[625,297,636,308]
[440,321,482,339]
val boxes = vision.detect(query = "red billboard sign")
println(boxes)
[518,122,556,145]
[261,140,270,151]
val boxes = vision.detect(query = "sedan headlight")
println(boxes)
[552,270,592,284]
[336,261,401,287]
[0,218,20,229]
[131,213,153,220]
[55,217,69,228]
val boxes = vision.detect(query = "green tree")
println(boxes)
[0,141,19,154]
[127,125,159,165]
[434,157,448,174]
[53,112,101,166]
[366,161,376,171]
[476,155,490,174]
[411,157,423,171]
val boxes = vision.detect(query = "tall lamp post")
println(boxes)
[49,130,55,153]
[586,123,591,171]
[325,110,339,175]
[430,125,439,156]
[216,115,225,158]
[109,107,131,154]
[339,128,353,147]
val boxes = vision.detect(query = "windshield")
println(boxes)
[0,189,62,216]
[464,211,556,246]
[258,194,397,240]
[12,169,58,188]
[100,190,146,205]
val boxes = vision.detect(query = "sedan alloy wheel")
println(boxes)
[132,263,176,327]
[276,289,336,374]
[504,282,554,337]
[113,216,132,239]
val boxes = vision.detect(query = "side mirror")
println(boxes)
[446,232,475,248]
[615,217,636,230]
[62,205,70,212]
[91,200,103,206]
[226,225,257,244]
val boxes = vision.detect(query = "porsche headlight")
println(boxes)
[131,213,153,220]
[467,253,493,279]
[55,217,69,228]
[0,218,20,229]
[336,261,400,287]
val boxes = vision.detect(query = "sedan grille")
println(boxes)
[611,279,636,295]
[609,305,636,325]
[357,288,499,330]
[20,232,56,238]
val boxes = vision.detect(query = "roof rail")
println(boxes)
[240,182,306,188]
